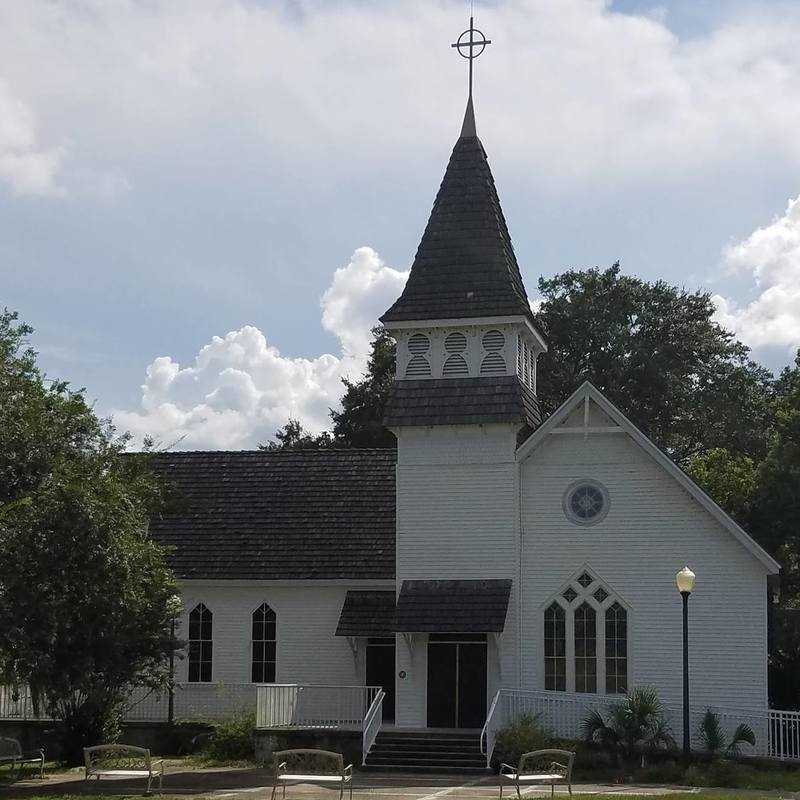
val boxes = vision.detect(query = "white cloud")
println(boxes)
[114,247,409,449]
[712,196,800,351]
[0,80,63,196]
[3,0,800,194]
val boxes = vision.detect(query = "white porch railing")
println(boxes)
[0,683,258,723]
[481,688,800,767]
[361,690,385,764]
[256,684,382,729]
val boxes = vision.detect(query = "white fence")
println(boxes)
[0,683,258,723]
[481,688,800,767]
[256,684,382,729]
[362,691,385,764]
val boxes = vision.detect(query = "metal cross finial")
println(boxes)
[451,16,491,99]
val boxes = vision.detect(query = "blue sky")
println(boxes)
[2,0,800,449]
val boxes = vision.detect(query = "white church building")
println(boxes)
[146,89,781,768]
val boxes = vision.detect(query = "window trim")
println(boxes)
[187,602,213,684]
[250,601,277,684]
[541,569,630,696]
[562,479,611,527]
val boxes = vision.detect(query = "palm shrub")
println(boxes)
[581,686,675,766]
[698,709,756,758]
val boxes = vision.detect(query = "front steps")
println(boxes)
[363,729,489,774]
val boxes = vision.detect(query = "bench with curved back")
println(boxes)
[499,749,574,798]
[84,744,163,795]
[0,737,44,780]
[270,749,353,800]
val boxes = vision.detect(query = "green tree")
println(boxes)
[329,326,396,448]
[0,310,178,764]
[260,418,333,451]
[536,265,773,464]
[686,448,758,526]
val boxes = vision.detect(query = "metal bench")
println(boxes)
[0,737,44,780]
[84,744,163,795]
[499,749,574,798]
[270,749,353,800]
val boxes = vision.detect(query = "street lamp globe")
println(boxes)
[676,566,696,595]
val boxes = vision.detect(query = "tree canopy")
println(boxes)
[0,310,178,763]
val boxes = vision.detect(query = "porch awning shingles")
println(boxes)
[395,579,512,633]
[335,591,396,637]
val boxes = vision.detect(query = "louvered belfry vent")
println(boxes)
[482,330,505,350]
[443,354,469,376]
[480,352,505,375]
[408,333,430,354]
[406,356,431,377]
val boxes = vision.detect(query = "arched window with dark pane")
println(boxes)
[574,602,597,693]
[544,602,566,691]
[605,602,628,694]
[188,603,213,683]
[251,603,277,683]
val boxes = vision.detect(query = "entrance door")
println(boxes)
[426,634,487,728]
[366,637,396,722]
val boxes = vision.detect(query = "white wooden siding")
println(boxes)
[176,583,389,686]
[520,428,769,711]
[395,424,521,726]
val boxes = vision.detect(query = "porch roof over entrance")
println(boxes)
[335,590,396,637]
[395,579,512,633]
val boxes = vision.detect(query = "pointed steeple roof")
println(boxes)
[381,101,538,329]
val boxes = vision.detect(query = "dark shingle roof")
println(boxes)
[383,375,541,429]
[395,579,512,633]
[148,450,396,580]
[335,591,396,637]
[380,123,540,332]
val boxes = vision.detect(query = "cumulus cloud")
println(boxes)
[113,248,409,450]
[4,0,800,193]
[712,197,800,352]
[0,81,63,196]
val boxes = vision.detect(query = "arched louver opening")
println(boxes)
[444,331,467,352]
[405,333,431,378]
[482,330,505,350]
[188,603,213,683]
[408,333,430,354]
[252,602,277,683]
[406,356,432,377]
[480,353,506,375]
[442,354,469,376]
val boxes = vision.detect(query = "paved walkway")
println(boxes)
[2,765,697,799]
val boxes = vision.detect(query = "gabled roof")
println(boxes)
[517,382,781,573]
[384,375,541,429]
[381,102,540,332]
[148,449,397,580]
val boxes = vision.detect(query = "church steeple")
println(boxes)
[381,16,546,434]
[380,96,536,326]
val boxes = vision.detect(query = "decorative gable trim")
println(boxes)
[517,381,780,574]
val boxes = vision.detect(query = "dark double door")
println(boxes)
[426,634,487,729]
[365,637,396,722]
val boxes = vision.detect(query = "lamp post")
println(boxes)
[166,594,183,725]
[675,566,696,759]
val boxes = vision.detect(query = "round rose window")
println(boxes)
[563,480,610,526]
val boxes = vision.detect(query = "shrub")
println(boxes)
[698,709,756,758]
[581,686,675,766]
[491,713,553,770]
[202,712,256,762]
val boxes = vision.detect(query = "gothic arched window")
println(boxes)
[188,603,213,683]
[542,571,628,695]
[605,602,628,694]
[544,602,566,691]
[251,603,277,683]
